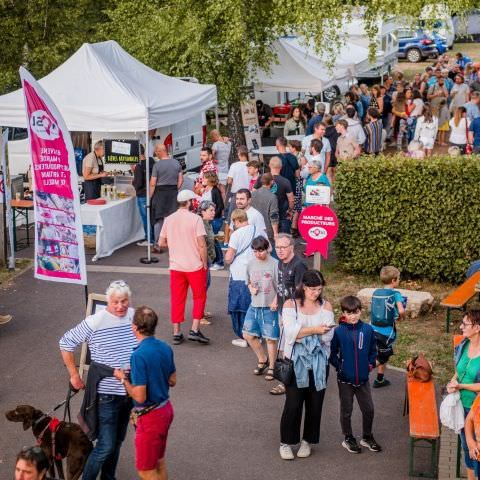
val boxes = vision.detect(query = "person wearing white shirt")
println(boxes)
[301,122,331,172]
[211,129,232,175]
[449,106,470,152]
[232,188,267,234]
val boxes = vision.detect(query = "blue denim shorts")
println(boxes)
[243,306,279,340]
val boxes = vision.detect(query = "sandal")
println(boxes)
[203,311,213,319]
[265,368,275,381]
[270,383,286,395]
[254,361,268,375]
[200,318,212,325]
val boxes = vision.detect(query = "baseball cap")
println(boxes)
[177,190,197,202]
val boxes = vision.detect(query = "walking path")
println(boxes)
[1,255,413,479]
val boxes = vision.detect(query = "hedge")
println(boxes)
[334,154,480,284]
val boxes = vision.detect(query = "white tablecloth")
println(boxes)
[81,196,144,261]
[251,146,279,155]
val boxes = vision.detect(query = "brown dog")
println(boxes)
[6,405,92,480]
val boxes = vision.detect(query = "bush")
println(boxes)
[334,154,480,284]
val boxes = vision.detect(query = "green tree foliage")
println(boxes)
[335,154,480,283]
[0,0,111,95]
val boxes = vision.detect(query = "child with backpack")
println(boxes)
[370,266,406,388]
[330,295,381,454]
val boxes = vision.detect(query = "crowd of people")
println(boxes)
[11,51,480,480]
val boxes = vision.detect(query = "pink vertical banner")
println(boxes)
[20,67,87,284]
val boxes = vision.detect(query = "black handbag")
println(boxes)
[273,301,297,386]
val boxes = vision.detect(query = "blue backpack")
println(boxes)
[371,288,396,327]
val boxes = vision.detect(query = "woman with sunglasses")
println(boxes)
[242,236,279,381]
[447,309,480,480]
[279,270,335,460]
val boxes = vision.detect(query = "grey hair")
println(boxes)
[197,200,215,213]
[276,233,294,245]
[309,159,323,170]
[94,140,104,150]
[106,280,131,299]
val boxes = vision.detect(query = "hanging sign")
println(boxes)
[20,67,87,284]
[104,139,140,164]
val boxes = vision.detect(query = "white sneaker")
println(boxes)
[231,338,248,348]
[297,440,311,458]
[210,263,224,271]
[136,240,151,247]
[279,444,295,460]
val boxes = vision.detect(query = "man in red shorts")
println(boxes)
[114,306,176,480]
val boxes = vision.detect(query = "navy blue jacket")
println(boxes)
[329,319,377,386]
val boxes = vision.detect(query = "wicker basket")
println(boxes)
[83,234,96,250]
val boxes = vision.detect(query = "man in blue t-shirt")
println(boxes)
[275,136,299,192]
[370,266,405,388]
[115,306,176,479]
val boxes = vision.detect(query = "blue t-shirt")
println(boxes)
[370,289,403,340]
[469,117,480,147]
[130,336,176,407]
[306,114,324,135]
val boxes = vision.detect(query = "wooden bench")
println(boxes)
[405,375,440,478]
[441,271,480,333]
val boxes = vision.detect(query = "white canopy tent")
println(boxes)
[254,36,385,94]
[0,40,218,263]
[0,40,217,131]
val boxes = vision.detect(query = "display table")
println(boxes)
[81,196,144,261]
[11,199,33,251]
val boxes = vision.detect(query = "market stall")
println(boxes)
[0,40,218,261]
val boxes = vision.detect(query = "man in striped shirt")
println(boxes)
[363,108,383,155]
[59,280,137,480]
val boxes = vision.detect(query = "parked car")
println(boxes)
[397,29,439,63]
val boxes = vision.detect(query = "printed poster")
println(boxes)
[0,129,15,269]
[20,67,87,284]
[240,98,262,152]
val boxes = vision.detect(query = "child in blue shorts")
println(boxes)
[371,265,406,388]
[242,236,279,381]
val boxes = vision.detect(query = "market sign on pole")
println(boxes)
[298,205,339,259]
[20,67,87,285]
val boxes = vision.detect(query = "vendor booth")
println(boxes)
[0,40,217,261]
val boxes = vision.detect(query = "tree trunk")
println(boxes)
[227,101,246,165]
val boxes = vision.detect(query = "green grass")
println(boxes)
[0,258,32,285]
[396,42,480,79]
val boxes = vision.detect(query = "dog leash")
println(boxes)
[33,384,80,428]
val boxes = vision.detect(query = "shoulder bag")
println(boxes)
[273,300,298,385]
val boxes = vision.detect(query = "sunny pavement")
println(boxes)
[0,245,415,479]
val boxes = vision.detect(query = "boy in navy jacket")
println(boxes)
[330,295,381,454]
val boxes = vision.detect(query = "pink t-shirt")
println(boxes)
[160,209,206,272]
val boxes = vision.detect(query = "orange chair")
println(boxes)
[441,271,480,333]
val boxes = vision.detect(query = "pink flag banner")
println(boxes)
[20,67,87,284]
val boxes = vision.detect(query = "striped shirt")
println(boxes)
[363,120,383,154]
[59,308,137,396]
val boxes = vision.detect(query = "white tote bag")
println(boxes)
[440,392,465,434]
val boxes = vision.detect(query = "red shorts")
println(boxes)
[135,401,174,471]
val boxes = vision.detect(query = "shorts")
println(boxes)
[374,332,395,365]
[419,136,435,150]
[243,306,280,340]
[135,401,174,471]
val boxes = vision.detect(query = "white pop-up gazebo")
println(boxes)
[0,40,218,262]
[0,40,217,131]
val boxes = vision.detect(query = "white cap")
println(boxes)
[177,190,197,202]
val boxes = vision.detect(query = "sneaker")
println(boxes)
[172,333,184,345]
[360,436,382,452]
[373,378,391,388]
[136,240,151,247]
[188,330,210,344]
[231,338,248,348]
[210,263,224,271]
[279,444,295,460]
[297,440,311,458]
[0,314,12,325]
[342,436,361,454]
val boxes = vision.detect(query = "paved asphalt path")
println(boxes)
[0,246,415,479]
